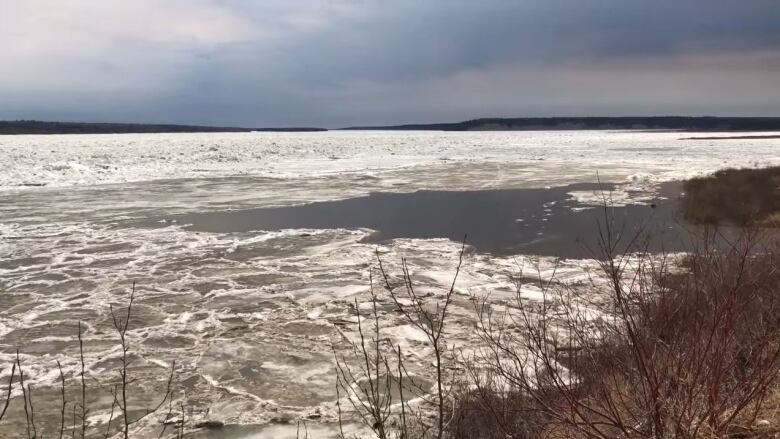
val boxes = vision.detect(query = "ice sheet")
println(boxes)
[2,130,779,194]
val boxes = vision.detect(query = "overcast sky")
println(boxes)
[2,0,779,127]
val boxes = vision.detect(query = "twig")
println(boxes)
[78,320,88,438]
[57,360,66,439]
[0,363,16,422]
[16,351,32,439]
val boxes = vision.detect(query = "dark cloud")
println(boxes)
[1,0,779,127]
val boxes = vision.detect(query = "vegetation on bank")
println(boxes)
[682,166,780,227]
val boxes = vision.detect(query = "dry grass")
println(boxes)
[682,166,780,227]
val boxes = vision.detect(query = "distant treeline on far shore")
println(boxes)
[341,116,780,132]
[0,120,326,135]
[3,116,780,134]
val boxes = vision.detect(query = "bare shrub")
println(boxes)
[334,279,396,439]
[472,221,780,438]
[334,273,434,439]
[445,376,546,439]
[335,240,466,438]
[681,166,780,226]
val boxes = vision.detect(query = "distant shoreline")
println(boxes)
[340,116,780,132]
[4,117,780,135]
[681,134,780,140]
[0,121,326,135]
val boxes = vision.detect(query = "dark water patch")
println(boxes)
[149,183,691,258]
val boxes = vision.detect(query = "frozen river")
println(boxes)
[0,130,778,437]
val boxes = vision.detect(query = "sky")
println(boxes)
[1,0,780,127]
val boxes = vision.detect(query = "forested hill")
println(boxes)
[0,121,326,135]
[340,116,780,132]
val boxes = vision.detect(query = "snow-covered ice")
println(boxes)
[2,130,779,195]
